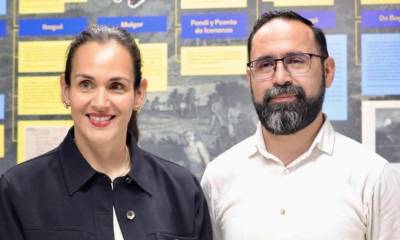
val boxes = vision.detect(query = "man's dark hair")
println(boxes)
[247,10,329,61]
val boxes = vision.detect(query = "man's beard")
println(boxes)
[252,80,325,135]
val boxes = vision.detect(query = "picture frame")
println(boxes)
[362,100,400,171]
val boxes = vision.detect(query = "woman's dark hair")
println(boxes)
[247,10,329,61]
[64,24,142,142]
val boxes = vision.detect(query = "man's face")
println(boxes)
[247,18,335,135]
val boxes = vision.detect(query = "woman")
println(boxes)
[0,25,212,240]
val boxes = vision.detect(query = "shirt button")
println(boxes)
[280,209,286,215]
[283,168,290,175]
[125,176,132,184]
[126,210,135,220]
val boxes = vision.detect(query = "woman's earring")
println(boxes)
[134,105,142,112]
[63,101,70,109]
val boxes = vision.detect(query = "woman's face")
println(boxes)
[61,40,146,145]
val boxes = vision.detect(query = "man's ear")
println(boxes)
[323,57,335,88]
[246,69,252,83]
[134,78,148,110]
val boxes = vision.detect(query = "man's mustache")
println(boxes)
[263,84,306,103]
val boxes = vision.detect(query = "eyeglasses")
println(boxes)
[247,53,326,81]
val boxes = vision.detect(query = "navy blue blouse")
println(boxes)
[0,128,212,240]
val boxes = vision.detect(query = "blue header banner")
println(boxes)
[299,10,336,29]
[0,20,5,38]
[19,18,87,37]
[361,9,400,29]
[181,12,247,39]
[97,16,167,33]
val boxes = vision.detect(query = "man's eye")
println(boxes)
[256,60,274,69]
[286,56,306,65]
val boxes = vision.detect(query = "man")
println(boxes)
[201,10,400,240]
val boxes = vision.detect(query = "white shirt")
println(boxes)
[201,119,400,240]
[111,183,124,240]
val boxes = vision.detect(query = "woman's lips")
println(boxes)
[87,114,115,127]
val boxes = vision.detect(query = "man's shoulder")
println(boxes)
[332,131,389,173]
[203,135,255,184]
[212,135,255,167]
[334,132,385,160]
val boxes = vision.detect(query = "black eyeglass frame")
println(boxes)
[246,52,327,74]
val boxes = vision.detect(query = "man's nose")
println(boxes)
[272,61,293,86]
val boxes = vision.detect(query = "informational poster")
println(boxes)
[140,43,168,92]
[361,0,400,4]
[0,0,5,15]
[17,121,73,163]
[18,40,71,73]
[19,0,66,14]
[181,45,246,76]
[0,94,4,120]
[323,35,348,121]
[0,125,3,158]
[19,0,88,14]
[181,0,247,9]
[263,0,334,7]
[18,76,69,115]
[361,33,400,95]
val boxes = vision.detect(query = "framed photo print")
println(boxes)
[362,100,400,171]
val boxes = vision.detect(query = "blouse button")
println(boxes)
[280,209,286,215]
[125,176,133,184]
[126,210,135,220]
[283,168,290,175]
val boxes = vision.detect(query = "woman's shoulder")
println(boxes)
[2,148,60,184]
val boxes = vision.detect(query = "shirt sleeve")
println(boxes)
[201,167,222,240]
[0,174,25,239]
[368,164,400,240]
[193,176,213,240]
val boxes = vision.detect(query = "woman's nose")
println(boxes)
[91,88,110,110]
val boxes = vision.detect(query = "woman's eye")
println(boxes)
[110,82,125,91]
[79,80,93,90]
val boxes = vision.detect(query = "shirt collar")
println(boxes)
[314,116,335,155]
[252,115,335,161]
[59,128,153,196]
[59,128,96,195]
[126,133,154,196]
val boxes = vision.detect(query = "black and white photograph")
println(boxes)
[362,100,400,170]
[376,108,400,163]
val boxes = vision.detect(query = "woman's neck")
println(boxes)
[74,136,131,181]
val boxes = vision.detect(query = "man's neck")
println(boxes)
[262,112,325,166]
